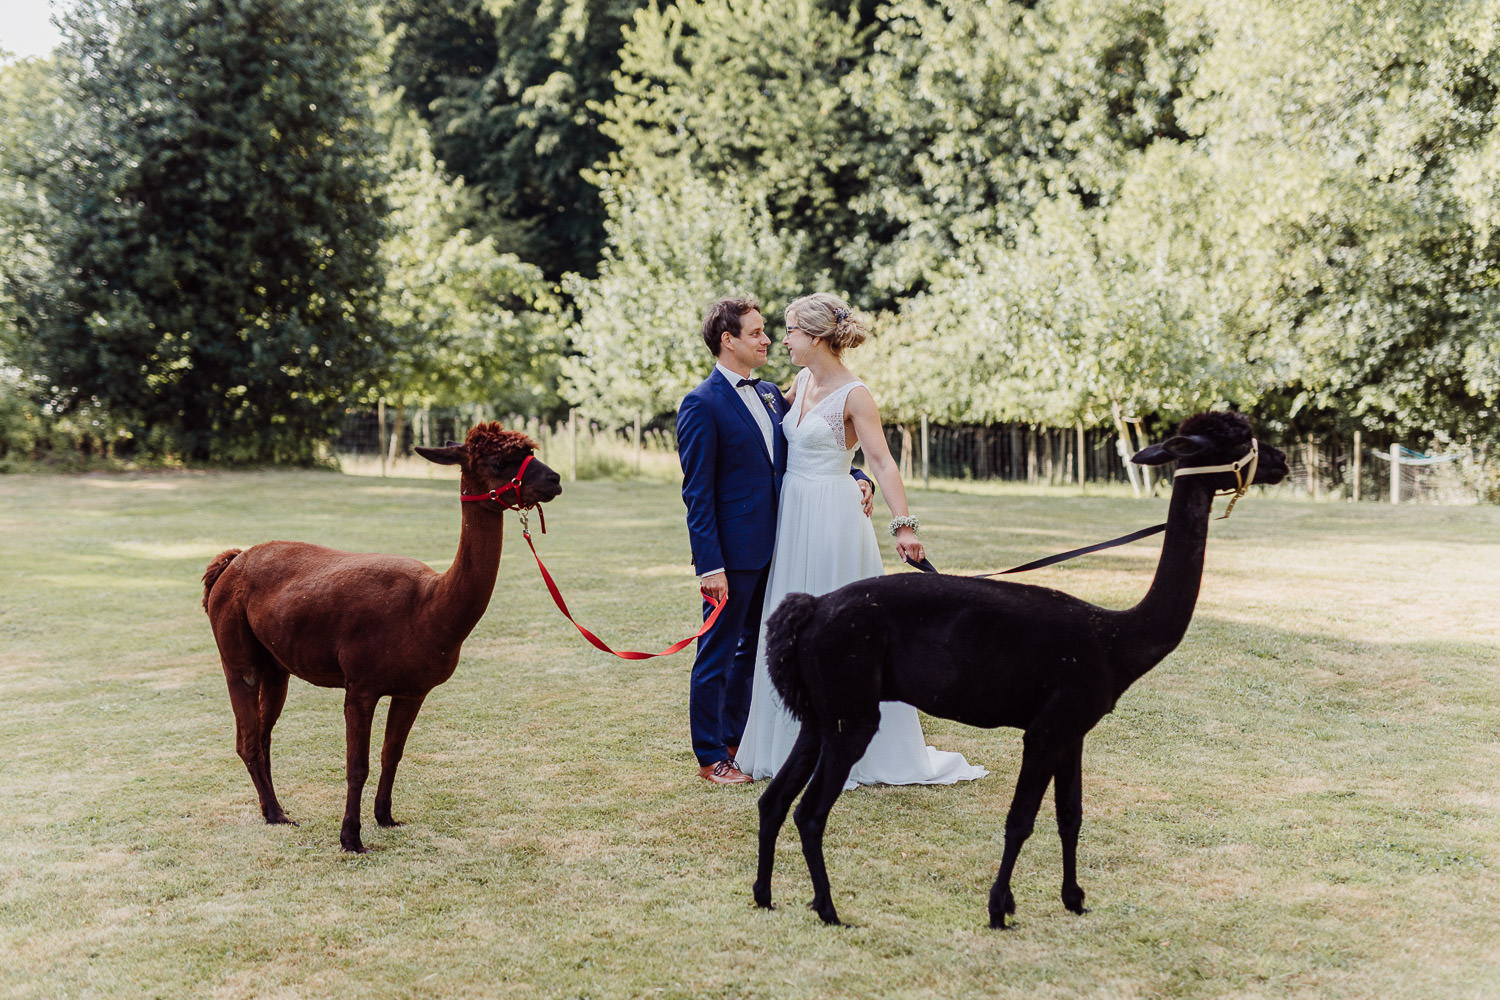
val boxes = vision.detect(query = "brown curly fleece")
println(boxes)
[465,421,538,461]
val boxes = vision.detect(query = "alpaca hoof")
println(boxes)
[341,841,369,854]
[377,818,403,829]
[810,900,841,926]
[262,804,294,825]
[988,912,1010,930]
[1062,885,1088,915]
[753,883,774,910]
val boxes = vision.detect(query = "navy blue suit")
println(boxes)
[677,369,788,767]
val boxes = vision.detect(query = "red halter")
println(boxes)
[460,454,545,531]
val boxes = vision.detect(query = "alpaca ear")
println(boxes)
[1130,443,1173,466]
[1131,435,1209,466]
[414,444,465,466]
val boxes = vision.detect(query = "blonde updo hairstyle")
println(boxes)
[787,292,868,356]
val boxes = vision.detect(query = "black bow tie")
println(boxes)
[736,377,762,388]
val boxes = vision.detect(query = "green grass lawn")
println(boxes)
[2,467,1497,999]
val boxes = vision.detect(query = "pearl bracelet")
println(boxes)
[887,514,920,536]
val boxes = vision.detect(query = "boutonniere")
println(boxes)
[757,386,778,410]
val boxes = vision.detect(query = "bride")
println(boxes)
[734,293,986,788]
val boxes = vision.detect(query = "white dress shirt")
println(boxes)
[716,363,776,459]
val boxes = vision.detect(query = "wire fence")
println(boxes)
[335,407,1490,503]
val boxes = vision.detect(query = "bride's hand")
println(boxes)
[895,529,923,565]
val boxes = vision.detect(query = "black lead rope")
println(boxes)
[904,521,1168,578]
[909,442,1259,578]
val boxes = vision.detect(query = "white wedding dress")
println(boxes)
[735,371,987,788]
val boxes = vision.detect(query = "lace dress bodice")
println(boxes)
[784,371,863,480]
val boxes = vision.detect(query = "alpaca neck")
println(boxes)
[1111,482,1215,698]
[432,500,505,640]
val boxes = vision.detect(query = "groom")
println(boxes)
[677,297,870,785]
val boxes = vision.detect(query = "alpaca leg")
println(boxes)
[227,678,279,821]
[255,669,292,825]
[1054,737,1089,916]
[795,718,878,926]
[373,693,427,828]
[988,737,1059,929]
[340,692,380,853]
[217,638,286,827]
[754,723,820,910]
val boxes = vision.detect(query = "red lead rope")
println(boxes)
[518,521,725,659]
[463,465,722,657]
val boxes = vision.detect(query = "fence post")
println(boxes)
[1390,442,1401,504]
[920,413,930,487]
[1309,437,1320,501]
[1352,431,1362,502]
[569,409,578,481]
[633,413,642,475]
[1076,423,1086,488]
[384,403,403,469]
[1112,404,1139,497]
[377,398,387,478]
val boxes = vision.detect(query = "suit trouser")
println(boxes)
[689,566,768,766]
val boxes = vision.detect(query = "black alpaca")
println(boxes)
[753,411,1288,928]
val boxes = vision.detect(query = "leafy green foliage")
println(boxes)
[26,0,391,464]
[3,0,1497,462]
[386,0,643,278]
[0,58,65,372]
[559,171,812,424]
[848,0,1204,301]
[599,0,876,295]
[1182,0,1500,441]
[374,97,565,416]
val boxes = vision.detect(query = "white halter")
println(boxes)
[1172,439,1259,518]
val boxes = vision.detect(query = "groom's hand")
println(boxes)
[701,571,729,603]
[858,479,874,517]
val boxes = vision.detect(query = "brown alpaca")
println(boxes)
[202,422,562,852]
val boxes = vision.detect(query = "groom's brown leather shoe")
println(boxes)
[699,759,752,785]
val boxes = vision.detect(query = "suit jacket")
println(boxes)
[677,370,789,574]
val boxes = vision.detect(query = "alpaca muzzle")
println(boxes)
[460,454,541,510]
[1172,439,1259,518]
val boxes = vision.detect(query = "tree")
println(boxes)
[373,97,564,418]
[28,0,390,463]
[863,153,1267,431]
[0,57,70,462]
[386,0,643,279]
[1177,0,1500,443]
[0,56,66,370]
[846,0,1206,302]
[559,170,811,424]
[599,0,878,298]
